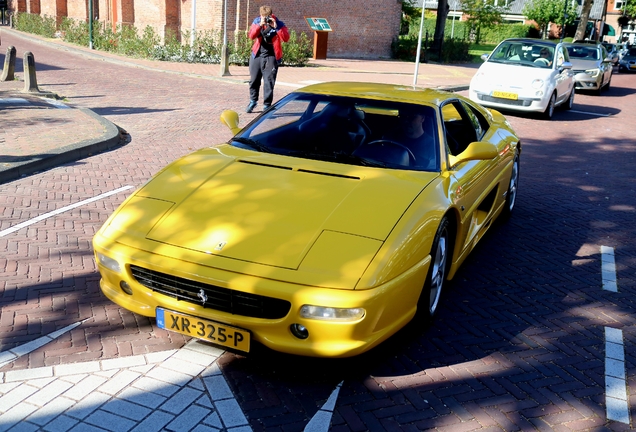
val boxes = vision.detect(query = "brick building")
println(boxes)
[7,0,404,59]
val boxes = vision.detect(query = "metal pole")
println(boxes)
[413,0,426,86]
[451,0,457,39]
[88,0,94,49]
[220,0,231,75]
[190,0,197,49]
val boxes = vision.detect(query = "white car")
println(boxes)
[469,38,575,119]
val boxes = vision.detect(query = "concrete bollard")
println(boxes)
[0,45,16,82]
[23,51,40,93]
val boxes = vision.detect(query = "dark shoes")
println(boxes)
[263,104,271,111]
[246,100,257,113]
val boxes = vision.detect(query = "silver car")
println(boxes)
[563,42,613,95]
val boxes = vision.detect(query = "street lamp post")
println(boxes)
[220,0,231,76]
[413,0,426,86]
[88,0,93,49]
[191,0,197,49]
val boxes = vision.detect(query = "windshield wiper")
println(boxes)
[347,154,388,168]
[230,137,272,153]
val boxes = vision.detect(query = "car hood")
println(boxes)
[475,61,555,87]
[568,59,601,70]
[104,146,436,274]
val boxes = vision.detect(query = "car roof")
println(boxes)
[564,41,602,48]
[293,82,458,106]
[499,38,558,47]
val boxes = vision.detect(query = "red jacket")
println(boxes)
[248,15,290,63]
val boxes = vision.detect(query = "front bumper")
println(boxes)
[572,72,602,90]
[469,89,549,113]
[93,239,430,358]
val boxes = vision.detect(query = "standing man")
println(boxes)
[246,5,290,113]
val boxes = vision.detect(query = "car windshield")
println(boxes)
[488,41,554,68]
[566,46,600,60]
[231,93,441,172]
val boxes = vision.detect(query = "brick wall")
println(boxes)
[66,0,85,20]
[9,0,403,59]
[246,0,402,58]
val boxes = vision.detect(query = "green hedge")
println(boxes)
[13,12,56,38]
[393,17,537,62]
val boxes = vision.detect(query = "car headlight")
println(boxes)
[97,253,122,273]
[300,305,365,322]
[585,68,601,77]
[531,79,544,89]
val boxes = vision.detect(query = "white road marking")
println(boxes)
[0,185,133,237]
[275,81,306,88]
[569,109,611,117]
[43,98,70,109]
[605,327,630,424]
[601,246,618,292]
[0,321,85,369]
[304,381,343,432]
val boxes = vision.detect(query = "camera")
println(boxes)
[264,16,273,24]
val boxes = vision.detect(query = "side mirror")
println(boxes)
[481,53,490,62]
[220,110,241,135]
[560,61,573,70]
[448,141,498,167]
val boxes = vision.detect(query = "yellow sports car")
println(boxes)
[93,82,521,358]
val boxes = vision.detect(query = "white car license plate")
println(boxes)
[492,90,518,100]
[156,308,251,352]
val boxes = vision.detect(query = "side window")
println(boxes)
[441,101,478,156]
[601,46,608,60]
[461,101,489,141]
[556,47,566,67]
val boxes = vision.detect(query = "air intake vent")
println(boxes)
[238,160,292,170]
[297,169,360,180]
[130,265,291,319]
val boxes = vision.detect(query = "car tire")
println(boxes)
[563,89,575,110]
[595,84,603,96]
[418,216,451,322]
[543,93,556,120]
[499,150,520,220]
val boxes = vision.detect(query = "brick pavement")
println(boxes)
[1,25,635,432]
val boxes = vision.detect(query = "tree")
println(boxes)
[461,0,508,43]
[432,0,450,59]
[625,0,636,17]
[617,0,636,25]
[523,0,577,39]
[574,0,594,40]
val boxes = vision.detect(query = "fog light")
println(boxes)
[120,281,133,295]
[290,323,309,339]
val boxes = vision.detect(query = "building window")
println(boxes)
[615,0,625,11]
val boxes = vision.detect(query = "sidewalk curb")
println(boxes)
[0,107,123,184]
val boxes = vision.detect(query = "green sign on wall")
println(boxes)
[305,18,332,32]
